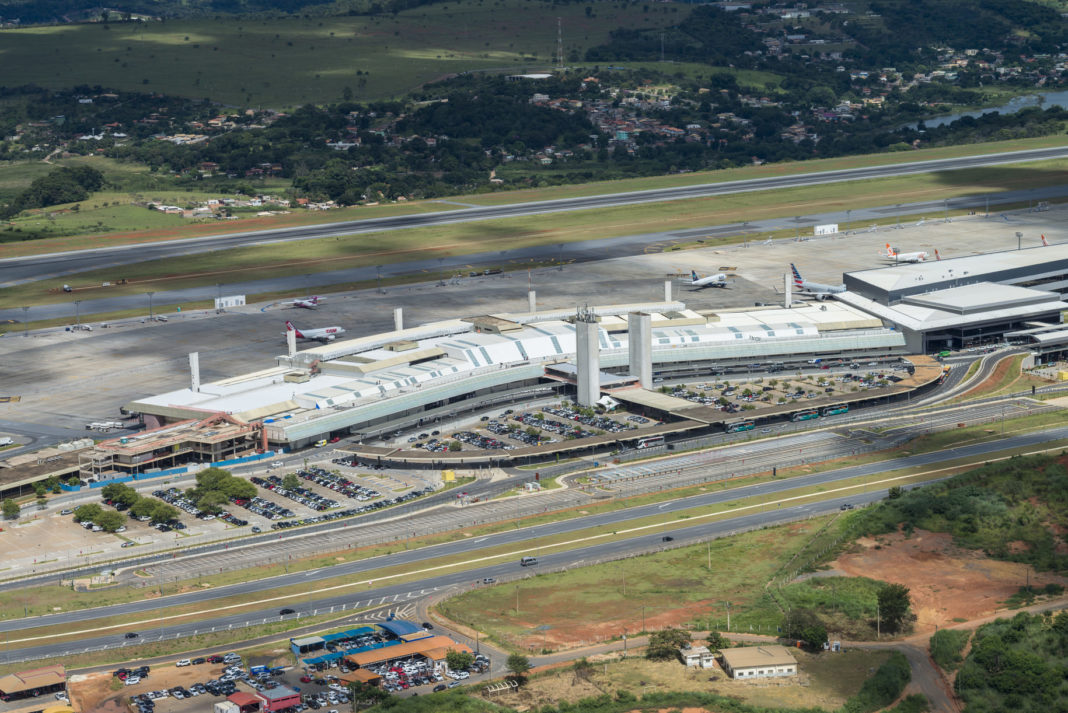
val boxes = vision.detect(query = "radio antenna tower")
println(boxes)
[556,17,563,69]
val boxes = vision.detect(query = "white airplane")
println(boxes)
[281,296,324,310]
[883,243,928,263]
[790,263,845,299]
[684,269,729,289]
[285,320,345,342]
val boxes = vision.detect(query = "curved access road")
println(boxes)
[3,145,1067,288]
[2,422,1066,647]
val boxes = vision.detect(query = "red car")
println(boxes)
[300,676,312,683]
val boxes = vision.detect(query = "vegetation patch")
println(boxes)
[956,610,1068,713]
[929,628,971,671]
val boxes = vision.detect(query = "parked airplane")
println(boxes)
[883,243,928,263]
[790,263,846,299]
[285,320,345,342]
[281,296,324,310]
[684,269,729,289]
[1042,234,1050,247]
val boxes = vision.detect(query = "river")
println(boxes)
[916,88,1068,129]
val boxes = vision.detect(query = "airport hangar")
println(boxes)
[97,298,905,479]
[838,244,1068,355]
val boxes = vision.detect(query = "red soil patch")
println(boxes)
[833,529,1068,633]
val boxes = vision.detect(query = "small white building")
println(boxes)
[720,645,797,679]
[681,645,716,668]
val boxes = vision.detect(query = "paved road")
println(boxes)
[3,420,1067,651]
[3,146,1068,321]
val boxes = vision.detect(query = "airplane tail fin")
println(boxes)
[285,321,302,337]
[691,270,699,282]
[935,249,941,261]
[790,263,804,287]
[1042,234,1050,247]
[885,243,897,257]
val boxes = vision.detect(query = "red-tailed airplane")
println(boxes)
[280,296,324,310]
[883,243,928,263]
[285,321,345,342]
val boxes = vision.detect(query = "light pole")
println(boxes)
[147,291,155,320]
[845,209,851,232]
[22,306,29,337]
[1016,232,1023,251]
[74,300,82,328]
[943,198,948,223]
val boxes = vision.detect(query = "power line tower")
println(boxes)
[556,17,563,69]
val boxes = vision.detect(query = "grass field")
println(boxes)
[6,149,1068,313]
[0,2,678,107]
[436,517,838,651]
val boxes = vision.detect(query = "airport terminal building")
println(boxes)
[120,300,905,456]
[838,245,1068,353]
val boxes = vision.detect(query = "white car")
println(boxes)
[124,677,141,686]
[176,659,191,667]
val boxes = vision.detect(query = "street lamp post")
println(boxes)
[22,306,29,337]
[147,291,155,320]
[74,300,82,327]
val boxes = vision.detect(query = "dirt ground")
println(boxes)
[70,664,228,713]
[831,529,1068,633]
[486,649,887,712]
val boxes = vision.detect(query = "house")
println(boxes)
[719,645,797,679]
[681,645,716,668]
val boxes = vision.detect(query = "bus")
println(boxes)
[725,420,756,433]
[635,435,665,449]
[791,409,820,422]
[820,405,849,417]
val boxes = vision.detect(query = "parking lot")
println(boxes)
[399,403,656,453]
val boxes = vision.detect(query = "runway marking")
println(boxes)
[8,439,1063,647]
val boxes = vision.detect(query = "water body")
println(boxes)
[915,89,1068,129]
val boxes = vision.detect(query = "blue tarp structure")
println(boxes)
[298,626,391,665]
[378,620,423,638]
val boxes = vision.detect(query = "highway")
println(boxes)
[2,420,1066,659]
[2,145,1066,296]
[0,492,898,665]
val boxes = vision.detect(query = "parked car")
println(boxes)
[124,632,139,639]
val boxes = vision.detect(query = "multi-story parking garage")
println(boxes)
[120,299,906,456]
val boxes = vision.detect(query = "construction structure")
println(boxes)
[79,414,264,482]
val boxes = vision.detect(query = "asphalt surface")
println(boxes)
[3,420,1067,664]
[3,145,1068,322]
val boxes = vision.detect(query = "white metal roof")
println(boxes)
[837,290,1068,332]
[846,244,1068,293]
[901,283,1058,314]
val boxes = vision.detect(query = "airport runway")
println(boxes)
[2,145,1067,319]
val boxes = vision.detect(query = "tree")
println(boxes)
[784,608,827,651]
[2,498,20,520]
[97,510,126,532]
[197,491,228,514]
[887,486,904,500]
[878,583,912,634]
[706,631,729,651]
[645,627,690,660]
[282,473,301,491]
[506,653,530,679]
[73,503,102,523]
[150,503,180,524]
[444,650,474,672]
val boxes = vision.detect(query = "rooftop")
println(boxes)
[720,645,796,669]
[845,244,1068,293]
[0,666,65,695]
